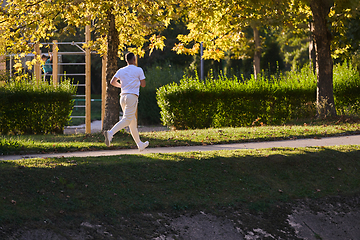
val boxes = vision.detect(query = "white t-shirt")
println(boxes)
[113,65,145,96]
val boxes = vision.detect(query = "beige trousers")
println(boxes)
[109,94,140,144]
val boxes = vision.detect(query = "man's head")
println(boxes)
[125,52,136,65]
[41,54,48,61]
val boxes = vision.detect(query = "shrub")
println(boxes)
[333,61,360,115]
[138,64,184,125]
[0,78,76,134]
[157,71,316,129]
[157,63,360,129]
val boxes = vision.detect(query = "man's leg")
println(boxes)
[104,94,137,146]
[128,116,140,144]
[128,113,149,151]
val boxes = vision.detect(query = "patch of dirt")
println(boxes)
[288,195,360,240]
[2,194,360,240]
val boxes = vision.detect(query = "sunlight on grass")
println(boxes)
[1,121,360,155]
[6,157,79,168]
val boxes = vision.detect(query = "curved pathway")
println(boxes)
[1,134,360,161]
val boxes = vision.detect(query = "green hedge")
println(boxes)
[0,79,76,134]
[157,63,360,129]
[138,64,184,125]
[334,62,360,115]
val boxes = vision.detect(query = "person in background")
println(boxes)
[41,52,52,83]
[103,52,149,151]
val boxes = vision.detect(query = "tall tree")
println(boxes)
[305,0,360,117]
[173,0,293,79]
[104,8,121,130]
[173,0,360,118]
[0,0,175,129]
[309,0,336,117]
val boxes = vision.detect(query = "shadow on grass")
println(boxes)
[1,146,360,225]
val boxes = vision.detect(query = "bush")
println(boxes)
[0,78,76,134]
[157,63,360,129]
[334,61,360,115]
[138,64,184,125]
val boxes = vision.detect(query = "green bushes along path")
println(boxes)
[0,79,76,134]
[157,63,360,129]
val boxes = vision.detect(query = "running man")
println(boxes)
[103,52,149,151]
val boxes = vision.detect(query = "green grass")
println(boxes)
[1,118,360,236]
[1,117,360,155]
[1,145,359,226]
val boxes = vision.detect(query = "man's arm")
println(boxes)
[110,77,122,88]
[140,79,146,87]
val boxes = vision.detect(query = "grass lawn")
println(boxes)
[0,117,360,238]
[0,145,360,233]
[1,117,360,155]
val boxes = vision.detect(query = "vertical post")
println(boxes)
[200,42,204,81]
[52,40,58,86]
[0,54,5,86]
[0,30,5,74]
[0,56,5,72]
[85,24,91,134]
[253,26,261,80]
[10,56,13,79]
[34,42,41,84]
[101,54,107,128]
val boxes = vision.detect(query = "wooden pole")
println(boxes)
[0,55,5,72]
[0,30,5,74]
[101,54,107,129]
[200,42,204,81]
[34,42,41,84]
[253,26,261,80]
[0,54,5,86]
[85,25,91,134]
[52,40,58,86]
[10,56,13,79]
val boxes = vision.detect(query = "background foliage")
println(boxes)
[2,0,360,128]
[138,64,184,125]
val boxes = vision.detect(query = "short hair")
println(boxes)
[125,52,135,63]
[41,54,48,59]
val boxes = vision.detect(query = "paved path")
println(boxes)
[1,135,360,161]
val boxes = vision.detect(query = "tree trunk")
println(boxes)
[102,10,120,131]
[310,0,337,118]
[253,26,261,80]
